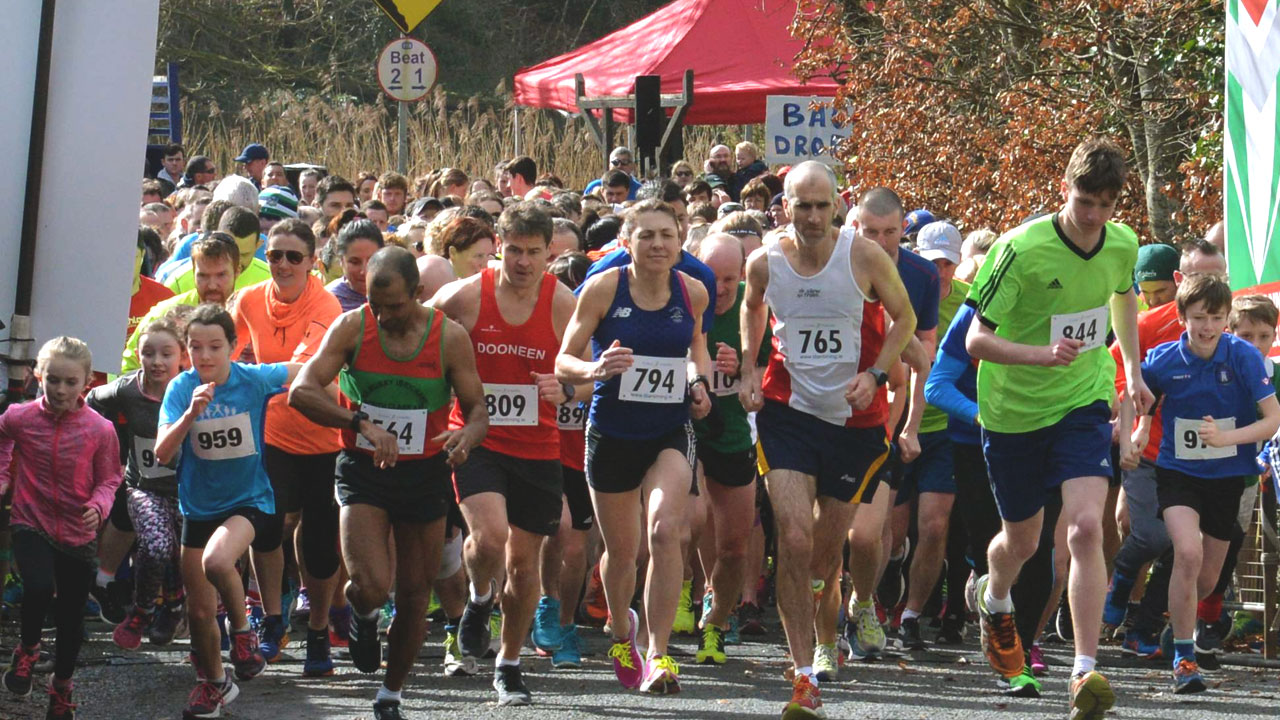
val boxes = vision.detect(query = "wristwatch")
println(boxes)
[868,367,890,387]
[561,382,576,401]
[349,410,370,432]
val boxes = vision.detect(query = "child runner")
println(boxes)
[1,337,123,719]
[154,304,301,719]
[88,316,188,649]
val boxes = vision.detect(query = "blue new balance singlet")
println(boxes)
[589,268,695,439]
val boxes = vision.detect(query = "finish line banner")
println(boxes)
[1226,0,1280,290]
[764,96,849,166]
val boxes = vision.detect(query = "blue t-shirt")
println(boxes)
[160,362,287,520]
[582,248,716,332]
[896,247,940,333]
[925,303,980,446]
[156,232,267,283]
[584,176,642,200]
[1142,333,1275,478]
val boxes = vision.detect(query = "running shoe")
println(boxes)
[303,628,334,677]
[1055,600,1075,643]
[442,625,477,676]
[1029,643,1047,676]
[552,624,582,669]
[378,600,395,633]
[279,578,298,635]
[702,589,714,623]
[3,643,38,696]
[672,581,696,635]
[845,601,886,661]
[896,617,925,651]
[257,615,287,663]
[487,607,503,658]
[459,592,494,660]
[876,538,909,608]
[228,629,266,681]
[782,674,824,719]
[964,570,979,614]
[737,601,765,636]
[113,608,150,651]
[696,623,727,665]
[46,681,76,719]
[725,613,740,645]
[89,581,129,625]
[494,664,532,706]
[1004,666,1041,698]
[640,654,680,694]
[372,699,403,720]
[329,605,353,649]
[216,611,229,653]
[149,599,182,646]
[1,573,22,610]
[974,574,1023,678]
[1159,623,1174,662]
[608,608,644,689]
[1068,670,1115,720]
[580,566,608,627]
[1102,588,1127,629]
[1172,658,1206,694]
[532,596,562,652]
[182,670,238,720]
[813,643,838,682]
[291,588,310,624]
[348,609,383,674]
[426,591,445,623]
[1194,617,1223,656]
[1120,629,1162,660]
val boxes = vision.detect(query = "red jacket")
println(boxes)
[0,397,122,548]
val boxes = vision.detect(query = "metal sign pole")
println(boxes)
[398,91,409,175]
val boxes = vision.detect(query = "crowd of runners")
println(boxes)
[0,135,1276,720]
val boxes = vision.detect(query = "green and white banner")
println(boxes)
[1226,0,1280,289]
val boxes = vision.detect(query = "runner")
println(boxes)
[429,201,577,705]
[738,161,916,719]
[964,138,1149,719]
[1,338,123,720]
[288,246,488,720]
[154,304,299,719]
[326,219,385,312]
[88,317,188,650]
[556,198,713,695]
[229,218,344,674]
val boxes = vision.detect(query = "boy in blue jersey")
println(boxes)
[1131,275,1280,694]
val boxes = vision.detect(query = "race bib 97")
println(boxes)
[190,414,255,461]
[132,436,170,479]
[1173,416,1237,461]
[484,384,540,426]
[557,401,587,431]
[1050,306,1108,352]
[619,355,687,404]
[789,318,856,364]
[356,404,428,455]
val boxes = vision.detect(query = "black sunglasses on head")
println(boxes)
[266,249,307,265]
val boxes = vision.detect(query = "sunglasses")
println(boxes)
[610,159,632,166]
[675,170,693,177]
[266,249,308,265]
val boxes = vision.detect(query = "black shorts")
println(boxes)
[453,446,563,537]
[109,483,134,532]
[263,445,338,516]
[755,400,887,504]
[698,444,757,489]
[563,467,594,531]
[1155,467,1246,542]
[335,449,452,525]
[182,507,278,552]
[585,423,696,494]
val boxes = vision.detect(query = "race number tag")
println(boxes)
[557,401,587,431]
[711,369,739,397]
[132,436,170,479]
[356,404,428,455]
[619,355,687,404]
[484,384,539,426]
[1050,306,1108,352]
[1173,417,1237,461]
[789,318,856,364]
[190,413,256,461]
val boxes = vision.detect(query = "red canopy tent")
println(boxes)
[512,0,839,126]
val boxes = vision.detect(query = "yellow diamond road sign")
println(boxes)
[370,0,443,34]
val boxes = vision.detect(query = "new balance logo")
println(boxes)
[611,307,632,318]
[1047,279,1063,289]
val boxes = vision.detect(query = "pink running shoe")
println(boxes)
[1029,643,1047,676]
[607,608,643,689]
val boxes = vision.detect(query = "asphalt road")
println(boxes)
[2,615,1278,720]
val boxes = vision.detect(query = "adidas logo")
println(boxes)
[611,307,632,318]
[1047,278,1063,290]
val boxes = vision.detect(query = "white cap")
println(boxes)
[916,221,962,264]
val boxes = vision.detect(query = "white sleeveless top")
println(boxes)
[762,227,866,424]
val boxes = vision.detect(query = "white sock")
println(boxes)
[375,685,402,704]
[496,656,520,668]
[901,608,921,622]
[95,569,114,588]
[796,666,816,686]
[470,580,493,604]
[1072,654,1096,676]
[983,588,1013,614]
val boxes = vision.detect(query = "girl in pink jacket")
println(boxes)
[0,337,122,719]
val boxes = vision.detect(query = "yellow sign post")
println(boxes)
[369,0,443,34]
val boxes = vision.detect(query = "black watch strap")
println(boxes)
[350,410,369,432]
[869,367,889,387]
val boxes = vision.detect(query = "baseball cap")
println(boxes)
[904,208,936,236]
[1134,243,1179,283]
[259,186,299,220]
[916,221,962,264]
[234,143,269,163]
[769,193,785,209]
[717,202,746,219]
[704,173,728,190]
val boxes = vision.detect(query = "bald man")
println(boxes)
[416,254,456,303]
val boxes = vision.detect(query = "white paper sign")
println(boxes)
[765,96,852,166]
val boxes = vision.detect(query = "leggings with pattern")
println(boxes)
[127,488,183,607]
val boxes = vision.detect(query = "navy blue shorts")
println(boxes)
[982,400,1112,522]
[755,400,888,504]
[895,430,955,506]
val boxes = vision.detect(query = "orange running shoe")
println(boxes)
[781,674,824,719]
[975,574,1024,678]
